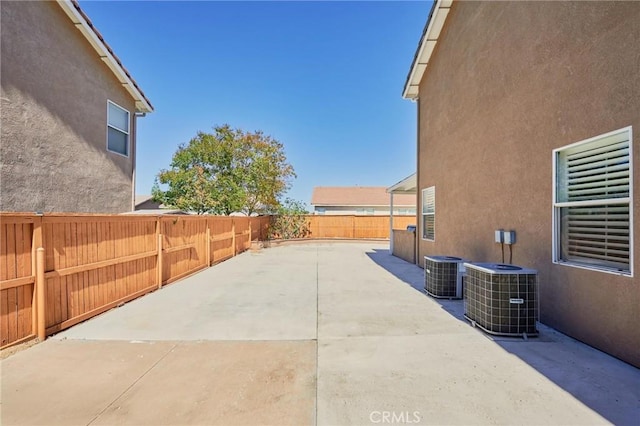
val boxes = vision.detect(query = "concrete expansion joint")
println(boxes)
[86,342,179,426]
[315,246,320,426]
[104,338,321,344]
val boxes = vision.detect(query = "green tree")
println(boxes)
[152,125,296,215]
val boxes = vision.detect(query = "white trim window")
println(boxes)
[356,208,375,215]
[422,186,435,240]
[398,208,416,215]
[553,127,633,275]
[107,100,130,156]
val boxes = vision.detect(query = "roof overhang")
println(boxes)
[57,0,154,113]
[387,173,417,194]
[123,209,187,215]
[312,203,414,207]
[402,0,453,100]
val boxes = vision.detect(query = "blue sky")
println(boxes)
[79,1,430,208]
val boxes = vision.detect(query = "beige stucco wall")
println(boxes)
[392,229,416,264]
[1,1,137,213]
[416,1,639,367]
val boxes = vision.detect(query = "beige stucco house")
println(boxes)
[405,0,639,367]
[311,186,416,216]
[1,0,153,213]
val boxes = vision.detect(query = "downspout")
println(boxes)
[415,97,420,266]
[132,112,147,211]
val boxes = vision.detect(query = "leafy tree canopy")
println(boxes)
[152,125,296,215]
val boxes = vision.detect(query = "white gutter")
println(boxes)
[57,0,154,113]
[402,0,453,100]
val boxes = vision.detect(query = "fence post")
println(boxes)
[206,225,211,267]
[36,247,45,340]
[262,216,268,241]
[156,216,164,289]
[249,218,253,243]
[266,216,270,240]
[352,215,355,239]
[31,216,43,339]
[157,233,164,289]
[232,219,236,256]
[155,216,162,289]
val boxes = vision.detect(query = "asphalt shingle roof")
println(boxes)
[311,187,415,207]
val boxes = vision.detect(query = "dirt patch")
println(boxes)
[0,338,40,360]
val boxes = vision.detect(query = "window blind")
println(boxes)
[564,135,629,202]
[556,129,631,272]
[422,187,435,240]
[561,205,629,269]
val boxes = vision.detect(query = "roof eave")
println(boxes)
[402,0,453,100]
[57,0,154,113]
[387,173,417,194]
[312,204,416,208]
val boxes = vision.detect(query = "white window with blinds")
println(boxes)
[553,126,633,275]
[107,100,130,156]
[422,186,435,241]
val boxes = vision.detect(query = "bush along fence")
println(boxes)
[0,213,414,349]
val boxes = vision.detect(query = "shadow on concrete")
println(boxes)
[364,248,468,325]
[364,248,640,426]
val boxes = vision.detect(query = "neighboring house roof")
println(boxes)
[57,0,154,113]
[135,195,165,210]
[135,195,154,206]
[402,0,453,99]
[311,187,416,207]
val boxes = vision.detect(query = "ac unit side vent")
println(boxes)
[463,262,538,337]
[424,255,467,299]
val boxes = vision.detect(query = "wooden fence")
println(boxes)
[0,213,270,349]
[305,215,415,239]
[0,213,411,349]
[1,214,36,349]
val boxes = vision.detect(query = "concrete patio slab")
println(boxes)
[315,244,639,426]
[1,340,176,426]
[92,340,316,426]
[317,245,470,338]
[318,333,609,425]
[54,246,319,342]
[2,243,639,426]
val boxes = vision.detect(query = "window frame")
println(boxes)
[355,208,374,215]
[552,126,633,276]
[398,208,416,215]
[422,186,435,241]
[106,100,130,157]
